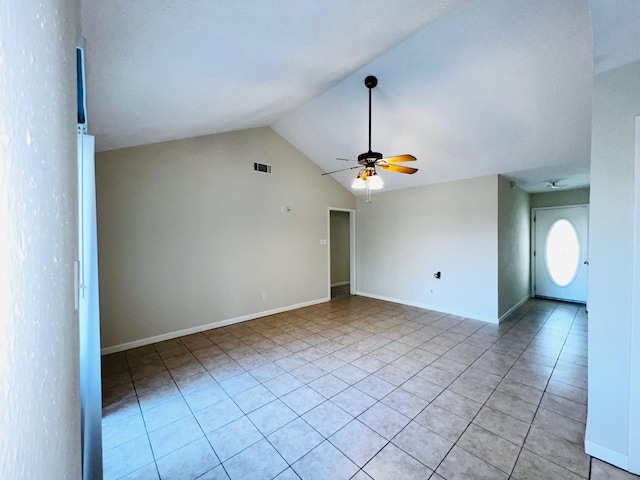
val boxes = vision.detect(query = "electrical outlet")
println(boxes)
[261,292,267,300]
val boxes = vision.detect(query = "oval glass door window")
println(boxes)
[545,219,580,287]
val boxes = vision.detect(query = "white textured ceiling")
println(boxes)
[82,0,637,193]
[82,0,464,152]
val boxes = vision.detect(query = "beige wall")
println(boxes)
[497,176,531,317]
[0,0,81,477]
[330,211,350,285]
[586,60,640,470]
[530,187,590,208]
[356,175,500,322]
[97,127,354,350]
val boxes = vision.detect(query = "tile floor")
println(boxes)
[102,288,639,480]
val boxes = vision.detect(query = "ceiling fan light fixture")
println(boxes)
[351,173,367,189]
[367,172,384,190]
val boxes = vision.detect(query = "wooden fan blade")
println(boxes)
[336,157,356,162]
[380,154,416,164]
[379,164,418,174]
[321,165,361,176]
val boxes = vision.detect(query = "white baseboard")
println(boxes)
[498,295,532,323]
[585,440,629,472]
[331,281,350,287]
[355,291,500,324]
[101,297,330,355]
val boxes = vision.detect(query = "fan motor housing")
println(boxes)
[358,151,383,164]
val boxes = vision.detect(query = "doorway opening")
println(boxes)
[328,208,356,299]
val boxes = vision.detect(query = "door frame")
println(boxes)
[327,207,356,297]
[530,204,589,301]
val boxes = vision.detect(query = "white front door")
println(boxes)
[534,205,589,303]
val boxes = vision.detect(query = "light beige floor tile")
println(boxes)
[590,458,640,479]
[248,398,298,436]
[182,383,228,412]
[308,373,349,398]
[142,397,192,432]
[117,462,159,480]
[148,415,204,459]
[458,366,503,389]
[436,445,508,480]
[457,424,521,474]
[292,440,359,480]
[174,371,218,395]
[416,365,458,387]
[524,427,590,477]
[364,443,433,480]
[353,374,395,400]
[281,385,325,414]
[392,421,453,470]
[263,372,304,397]
[206,416,262,462]
[433,390,483,420]
[512,449,584,480]
[539,392,587,423]
[449,377,494,403]
[486,391,537,423]
[268,417,324,464]
[137,382,183,412]
[533,407,585,445]
[414,403,470,443]
[381,387,429,418]
[103,435,155,480]
[473,405,530,446]
[273,467,303,480]
[332,386,377,417]
[358,402,411,440]
[102,412,147,452]
[232,384,277,413]
[102,395,141,426]
[223,438,287,480]
[302,400,353,438]
[194,397,244,434]
[218,371,260,396]
[374,364,414,386]
[329,419,387,467]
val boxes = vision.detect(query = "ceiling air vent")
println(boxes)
[253,162,272,174]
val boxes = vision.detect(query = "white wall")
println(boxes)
[530,187,590,208]
[0,0,81,478]
[587,60,640,471]
[497,176,531,317]
[97,127,355,350]
[330,211,350,285]
[356,175,499,322]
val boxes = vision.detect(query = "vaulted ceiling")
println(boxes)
[81,0,639,193]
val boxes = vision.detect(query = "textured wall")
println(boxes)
[96,127,355,350]
[356,175,500,322]
[497,175,531,317]
[586,60,640,469]
[530,188,590,208]
[0,0,80,478]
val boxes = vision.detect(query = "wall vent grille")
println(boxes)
[253,162,272,174]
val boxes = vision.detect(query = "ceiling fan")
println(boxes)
[322,75,418,202]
